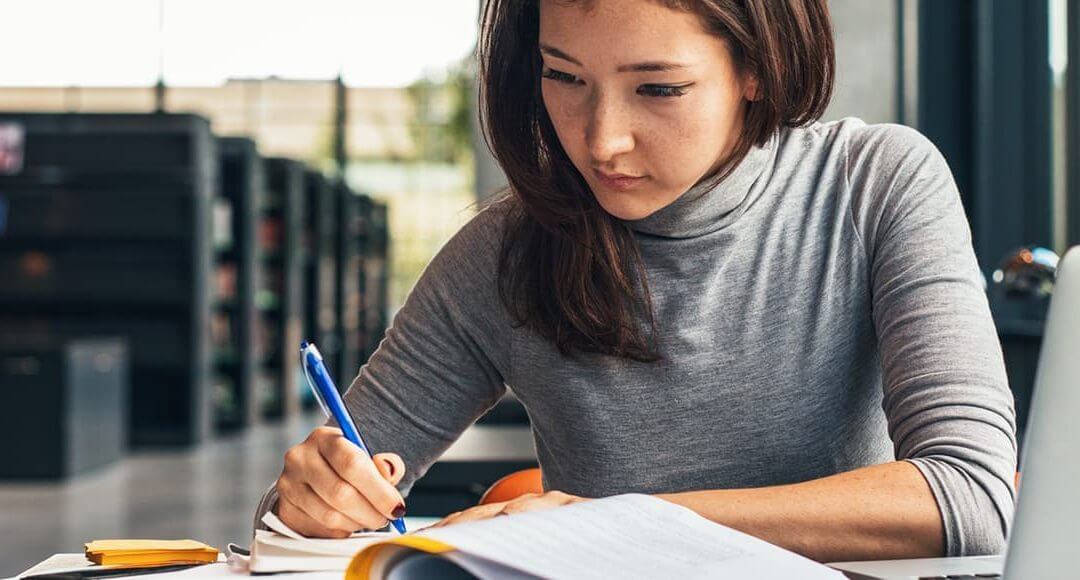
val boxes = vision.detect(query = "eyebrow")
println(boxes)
[539,44,689,73]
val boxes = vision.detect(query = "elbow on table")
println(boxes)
[962,491,1015,557]
[907,456,1015,557]
[964,514,1010,557]
[959,468,1015,557]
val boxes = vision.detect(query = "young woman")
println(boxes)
[256,0,1016,562]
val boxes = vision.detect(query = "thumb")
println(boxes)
[372,452,406,486]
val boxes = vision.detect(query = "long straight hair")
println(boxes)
[479,0,835,362]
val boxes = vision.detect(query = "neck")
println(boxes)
[625,131,778,239]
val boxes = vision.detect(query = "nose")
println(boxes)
[584,92,635,164]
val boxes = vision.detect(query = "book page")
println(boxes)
[260,511,395,556]
[256,530,392,557]
[413,494,844,579]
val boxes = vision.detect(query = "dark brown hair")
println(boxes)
[478,0,834,362]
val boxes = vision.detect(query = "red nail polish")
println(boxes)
[391,504,406,519]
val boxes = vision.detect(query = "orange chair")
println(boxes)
[479,468,543,505]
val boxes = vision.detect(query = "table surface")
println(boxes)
[21,517,445,579]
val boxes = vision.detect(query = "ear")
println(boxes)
[742,72,762,102]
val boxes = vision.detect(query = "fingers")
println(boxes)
[500,492,569,515]
[315,431,406,521]
[303,453,390,530]
[275,426,409,537]
[372,453,406,486]
[280,433,390,531]
[276,483,362,538]
[430,503,507,529]
[429,492,584,529]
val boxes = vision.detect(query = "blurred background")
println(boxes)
[1,0,1077,575]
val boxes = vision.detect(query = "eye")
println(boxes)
[541,68,583,86]
[637,83,693,98]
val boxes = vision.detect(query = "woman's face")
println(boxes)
[539,0,758,220]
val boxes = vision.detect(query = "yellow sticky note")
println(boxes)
[85,540,214,553]
[84,540,218,566]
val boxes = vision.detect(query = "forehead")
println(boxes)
[538,0,723,67]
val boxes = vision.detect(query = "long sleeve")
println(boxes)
[253,204,513,533]
[847,124,1018,556]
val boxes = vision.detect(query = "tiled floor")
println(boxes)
[0,415,321,576]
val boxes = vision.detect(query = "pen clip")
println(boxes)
[301,346,332,419]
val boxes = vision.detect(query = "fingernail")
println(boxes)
[391,504,406,519]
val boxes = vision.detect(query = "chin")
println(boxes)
[593,197,651,220]
[592,191,667,221]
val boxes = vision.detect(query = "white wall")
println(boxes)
[823,0,900,124]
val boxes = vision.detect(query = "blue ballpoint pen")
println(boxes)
[300,341,407,534]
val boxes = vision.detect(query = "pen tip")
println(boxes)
[300,341,309,350]
[392,519,407,535]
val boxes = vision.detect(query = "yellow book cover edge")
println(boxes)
[346,536,456,580]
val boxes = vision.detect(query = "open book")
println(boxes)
[345,494,845,579]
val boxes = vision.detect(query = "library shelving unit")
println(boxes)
[302,169,340,401]
[260,157,306,420]
[0,112,216,447]
[362,199,390,361]
[0,335,129,478]
[212,137,264,432]
[334,182,365,390]
[334,186,392,389]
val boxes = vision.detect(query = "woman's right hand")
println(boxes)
[274,426,407,538]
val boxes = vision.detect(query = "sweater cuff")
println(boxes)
[905,457,1013,556]
[252,483,280,536]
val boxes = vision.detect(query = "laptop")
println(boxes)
[828,246,1080,580]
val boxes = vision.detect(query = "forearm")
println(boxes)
[656,460,944,562]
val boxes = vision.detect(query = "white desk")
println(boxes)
[19,517,443,580]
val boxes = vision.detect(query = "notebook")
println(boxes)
[248,512,397,572]
[345,494,845,579]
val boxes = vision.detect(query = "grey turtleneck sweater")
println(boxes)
[256,118,1017,557]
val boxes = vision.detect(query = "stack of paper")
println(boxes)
[84,540,218,567]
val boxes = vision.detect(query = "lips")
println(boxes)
[593,169,648,191]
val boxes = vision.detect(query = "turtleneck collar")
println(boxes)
[625,130,779,239]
